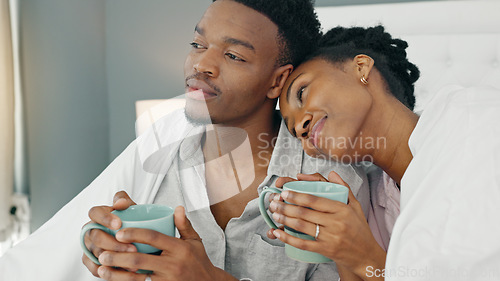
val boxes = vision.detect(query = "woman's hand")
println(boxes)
[269,171,386,280]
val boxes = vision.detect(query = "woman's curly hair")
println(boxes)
[311,25,420,110]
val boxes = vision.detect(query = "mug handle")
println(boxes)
[258,187,283,230]
[80,223,111,265]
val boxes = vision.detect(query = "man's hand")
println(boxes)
[82,191,138,277]
[96,206,237,281]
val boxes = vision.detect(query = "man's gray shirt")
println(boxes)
[153,114,370,281]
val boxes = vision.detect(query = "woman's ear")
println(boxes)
[267,64,294,99]
[354,54,375,82]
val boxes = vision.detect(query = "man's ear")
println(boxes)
[267,64,293,99]
[354,54,375,81]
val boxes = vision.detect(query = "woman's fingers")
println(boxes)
[271,177,297,202]
[272,212,318,237]
[272,171,366,236]
[268,192,283,203]
[297,171,365,219]
[272,229,321,254]
[291,172,358,214]
[268,171,386,274]
[327,171,356,205]
[275,176,297,188]
[270,200,349,238]
[326,171,365,218]
[346,187,365,219]
[266,225,285,239]
[270,200,327,225]
[279,190,347,213]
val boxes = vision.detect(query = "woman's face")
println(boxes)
[279,58,374,163]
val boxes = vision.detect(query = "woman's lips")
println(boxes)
[310,117,327,148]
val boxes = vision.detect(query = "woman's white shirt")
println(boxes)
[386,85,500,281]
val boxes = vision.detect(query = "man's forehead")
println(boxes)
[198,0,279,44]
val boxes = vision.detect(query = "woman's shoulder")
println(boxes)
[425,85,500,113]
[410,85,500,152]
[418,84,500,125]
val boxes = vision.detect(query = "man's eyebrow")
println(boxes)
[223,37,255,53]
[286,73,304,103]
[193,26,255,53]
[194,25,204,35]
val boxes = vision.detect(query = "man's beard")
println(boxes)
[184,108,212,126]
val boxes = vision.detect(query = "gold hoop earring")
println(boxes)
[360,76,368,85]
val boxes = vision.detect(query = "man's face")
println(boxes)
[184,0,281,125]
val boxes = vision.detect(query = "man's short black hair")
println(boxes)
[212,0,321,67]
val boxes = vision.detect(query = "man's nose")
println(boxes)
[193,49,219,77]
[295,114,312,139]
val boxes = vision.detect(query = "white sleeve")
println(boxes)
[0,141,141,281]
[386,87,500,281]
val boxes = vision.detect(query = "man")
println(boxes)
[0,1,370,280]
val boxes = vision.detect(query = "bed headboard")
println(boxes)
[316,0,500,112]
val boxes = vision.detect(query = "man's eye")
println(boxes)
[189,42,204,49]
[226,53,245,62]
[297,86,306,103]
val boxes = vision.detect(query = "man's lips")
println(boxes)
[185,79,218,101]
[310,116,327,148]
[185,88,217,101]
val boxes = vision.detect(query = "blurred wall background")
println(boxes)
[21,0,109,231]
[21,0,209,230]
[20,0,444,231]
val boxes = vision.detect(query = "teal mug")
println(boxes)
[80,204,175,266]
[259,181,348,263]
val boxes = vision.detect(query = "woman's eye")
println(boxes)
[189,42,204,49]
[297,86,306,103]
[226,53,245,62]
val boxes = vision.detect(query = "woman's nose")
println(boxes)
[295,115,312,139]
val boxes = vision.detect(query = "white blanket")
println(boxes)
[386,85,500,281]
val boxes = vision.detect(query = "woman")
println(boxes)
[270,26,500,281]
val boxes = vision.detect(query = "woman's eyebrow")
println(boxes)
[286,73,304,103]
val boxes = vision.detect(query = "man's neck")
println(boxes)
[201,110,281,230]
[203,110,281,163]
